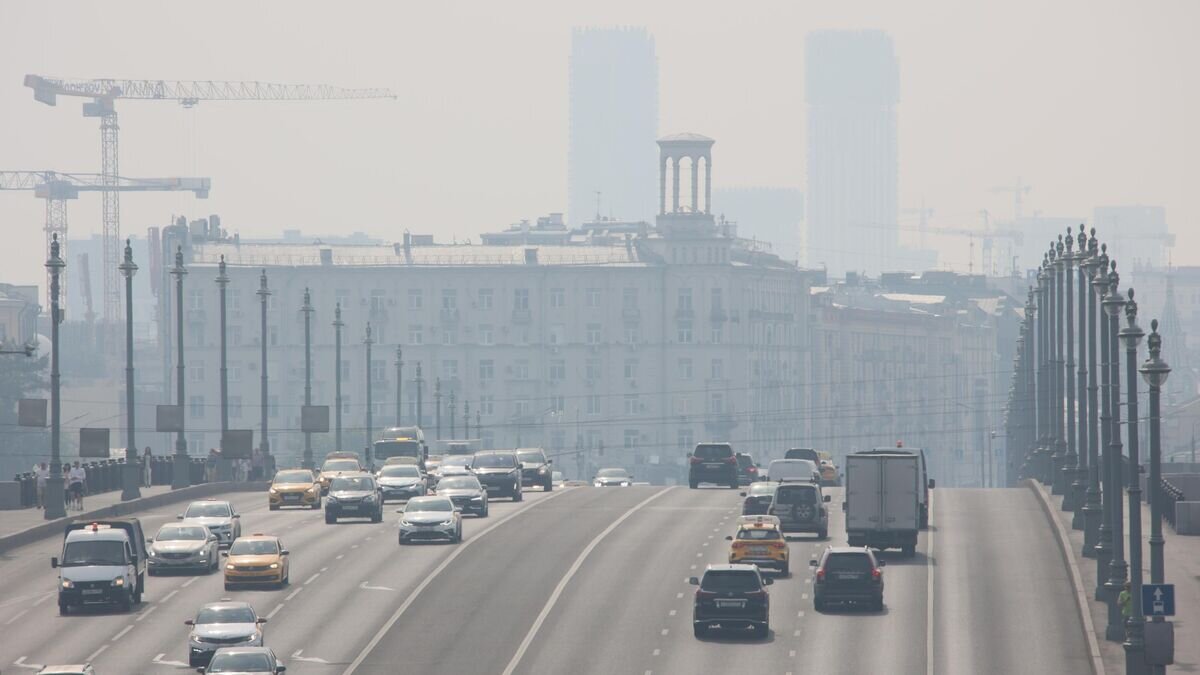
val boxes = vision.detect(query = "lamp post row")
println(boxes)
[1012,226,1172,673]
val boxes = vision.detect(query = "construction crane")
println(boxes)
[0,171,210,312]
[991,178,1031,221]
[894,208,1025,276]
[24,74,396,324]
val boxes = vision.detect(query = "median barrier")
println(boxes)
[0,481,21,509]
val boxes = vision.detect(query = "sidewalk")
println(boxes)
[0,485,175,540]
[1036,481,1199,674]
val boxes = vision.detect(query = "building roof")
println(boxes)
[658,132,714,143]
[190,242,647,268]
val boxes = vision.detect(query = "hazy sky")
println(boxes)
[1,0,1196,292]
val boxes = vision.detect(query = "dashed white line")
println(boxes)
[5,608,29,625]
[182,577,199,588]
[789,650,796,658]
[690,564,697,570]
[702,542,709,547]
[286,587,303,601]
[797,610,805,618]
[801,593,808,600]
[676,592,684,599]
[336,554,345,560]
[161,589,178,603]
[136,606,158,622]
[660,628,669,636]
[321,567,329,572]
[652,649,661,656]
[351,544,360,549]
[305,573,321,585]
[668,609,677,616]
[266,604,284,619]
[32,593,52,607]
[111,625,134,641]
[695,552,703,557]
[793,629,801,637]
[86,645,108,661]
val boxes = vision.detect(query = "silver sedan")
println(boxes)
[147,523,220,574]
[398,496,463,544]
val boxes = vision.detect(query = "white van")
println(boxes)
[766,459,820,483]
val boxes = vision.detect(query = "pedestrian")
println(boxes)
[34,462,48,509]
[1118,581,1132,619]
[205,448,219,483]
[251,448,264,482]
[67,461,86,511]
[142,446,153,487]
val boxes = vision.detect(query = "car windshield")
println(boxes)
[472,454,515,468]
[700,570,761,592]
[748,483,778,497]
[273,470,313,485]
[825,553,873,573]
[769,460,816,478]
[736,455,753,468]
[441,455,472,468]
[516,452,544,464]
[694,444,733,460]
[206,653,272,672]
[330,476,373,491]
[406,498,452,513]
[185,502,232,518]
[156,525,207,541]
[437,477,480,490]
[195,605,257,624]
[229,539,279,556]
[62,540,125,566]
[737,528,782,540]
[775,487,818,505]
[597,469,628,478]
[380,465,420,478]
[322,459,359,472]
[786,449,820,462]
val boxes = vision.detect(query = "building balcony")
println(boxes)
[512,308,532,324]
[440,308,460,324]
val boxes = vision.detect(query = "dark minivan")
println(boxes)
[811,546,885,611]
[688,443,739,489]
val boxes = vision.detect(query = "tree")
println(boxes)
[0,354,49,478]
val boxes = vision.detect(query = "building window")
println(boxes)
[514,399,530,418]
[187,288,204,311]
[586,288,601,308]
[188,322,205,347]
[228,362,241,383]
[479,359,494,381]
[623,359,638,380]
[709,392,725,414]
[268,395,279,419]
[678,358,693,380]
[624,429,638,449]
[479,324,493,346]
[478,288,493,310]
[371,359,387,383]
[624,395,639,415]
[678,287,693,311]
[229,396,242,420]
[480,395,495,416]
[442,328,457,345]
[586,395,601,415]
[514,360,530,380]
[674,395,691,415]
[442,289,457,310]
[342,396,352,415]
[678,428,694,450]
[549,324,564,345]
[188,361,205,383]
[371,289,386,313]
[409,325,423,345]
[711,358,724,380]
[624,325,639,344]
[189,395,205,418]
[408,289,423,310]
[514,289,530,310]
[711,325,722,344]
[550,288,565,308]
[269,326,279,346]
[586,323,601,345]
[711,287,723,311]
[227,291,241,311]
[585,359,601,381]
[441,360,458,380]
[549,395,565,414]
[340,359,351,380]
[549,360,566,381]
[622,287,638,309]
[229,325,242,347]
[677,321,693,344]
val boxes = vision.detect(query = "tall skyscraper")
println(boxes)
[805,30,899,276]
[568,27,658,225]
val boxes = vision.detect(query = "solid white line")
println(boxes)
[286,587,303,601]
[86,645,108,661]
[926,498,936,675]
[5,608,29,625]
[342,489,570,675]
[32,593,53,607]
[136,605,158,622]
[501,489,671,675]
[111,624,134,641]
[161,589,178,603]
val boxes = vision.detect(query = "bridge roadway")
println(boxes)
[0,485,1092,674]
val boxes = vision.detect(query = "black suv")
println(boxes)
[769,483,830,539]
[690,564,772,638]
[688,443,739,489]
[810,546,886,611]
[735,453,760,486]
[740,482,779,516]
[515,448,554,491]
[325,474,383,524]
[784,448,820,463]
[434,474,489,517]
[469,452,523,502]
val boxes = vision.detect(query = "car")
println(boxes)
[222,534,289,590]
[689,564,772,639]
[769,482,830,539]
[268,469,321,510]
[431,454,473,487]
[398,496,463,544]
[726,515,790,575]
[593,467,633,487]
[178,500,242,547]
[376,463,427,502]
[765,458,820,484]
[36,667,96,675]
[811,546,885,611]
[735,453,760,486]
[434,474,489,517]
[785,448,821,463]
[317,454,363,494]
[469,451,523,501]
[325,474,384,523]
[148,523,220,575]
[200,647,286,674]
[740,482,779,516]
[382,455,420,466]
[817,455,840,487]
[688,443,739,489]
[185,601,267,667]
[516,448,554,491]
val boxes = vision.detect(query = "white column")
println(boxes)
[704,154,712,214]
[690,155,700,213]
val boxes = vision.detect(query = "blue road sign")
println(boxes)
[1142,583,1175,617]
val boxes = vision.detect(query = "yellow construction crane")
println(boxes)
[0,171,210,313]
[24,74,396,324]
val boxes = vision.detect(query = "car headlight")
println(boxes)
[620,482,630,487]
[148,549,158,558]
[269,487,278,494]
[440,520,454,526]
[471,496,483,501]
[111,577,125,587]
[399,520,412,527]
[61,579,74,589]
[538,466,548,474]
[594,482,603,487]
[326,495,338,503]
[364,493,377,501]
[269,563,280,569]
[306,486,317,494]
[226,563,236,570]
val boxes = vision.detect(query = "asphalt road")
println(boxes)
[0,484,1093,674]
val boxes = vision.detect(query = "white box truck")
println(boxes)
[843,450,934,557]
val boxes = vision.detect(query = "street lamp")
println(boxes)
[1119,288,1146,673]
[395,345,403,427]
[1024,289,1039,480]
[119,239,141,501]
[1082,232,1103,557]
[334,303,344,451]
[170,246,190,489]
[1140,319,1170,675]
[256,270,272,475]
[364,322,374,467]
[43,234,67,519]
[301,288,314,470]
[216,256,230,462]
[1037,258,1052,484]
[1073,227,1091,530]
[1052,238,1069,497]
[1091,245,1112,583]
[1102,261,1128,641]
[1061,232,1080,510]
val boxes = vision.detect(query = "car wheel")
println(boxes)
[693,623,708,638]
[224,582,233,591]
[902,543,916,558]
[817,529,828,540]
[754,624,769,639]
[729,479,739,489]
[269,504,279,511]
[814,597,826,611]
[119,592,133,612]
[325,512,336,524]
[689,479,699,489]
[781,562,790,576]
[544,478,553,492]
[58,602,69,616]
[148,568,157,577]
[513,487,523,502]
[189,656,201,668]
[371,509,383,523]
[479,505,489,518]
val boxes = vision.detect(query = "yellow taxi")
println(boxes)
[268,468,321,510]
[726,515,790,575]
[817,451,840,486]
[223,534,289,590]
[318,453,363,495]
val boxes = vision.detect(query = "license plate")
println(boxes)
[82,588,103,595]
[705,463,722,469]
[284,494,300,501]
[715,599,745,609]
[343,505,359,511]
[748,547,769,556]
[837,573,861,580]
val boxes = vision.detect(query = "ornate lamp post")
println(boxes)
[1061,232,1079,511]
[170,247,191,489]
[415,362,423,428]
[1091,246,1112,584]
[1037,258,1052,483]
[449,390,457,439]
[1073,227,1091,529]
[1102,262,1128,641]
[334,303,344,451]
[301,288,314,470]
[395,345,403,426]
[119,240,141,501]
[43,235,68,519]
[1119,289,1146,673]
[216,256,230,460]
[256,270,271,474]
[435,377,442,440]
[1082,231,1103,555]
[364,322,374,467]
[1140,320,1170,675]
[1050,244,1067,495]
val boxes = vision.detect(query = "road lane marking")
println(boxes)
[669,609,677,616]
[161,589,178,602]
[291,650,331,664]
[359,581,395,591]
[336,554,345,559]
[342,488,570,675]
[32,593,53,607]
[136,605,158,622]
[789,650,796,657]
[12,656,43,670]
[690,564,697,570]
[660,629,669,636]
[111,624,134,641]
[793,629,801,637]
[801,593,808,600]
[305,573,321,585]
[182,577,199,588]
[501,488,672,675]
[86,645,108,661]
[286,587,303,601]
[926,500,935,675]
[321,566,328,572]
[266,604,284,619]
[676,592,684,599]
[5,608,29,625]
[652,649,660,656]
